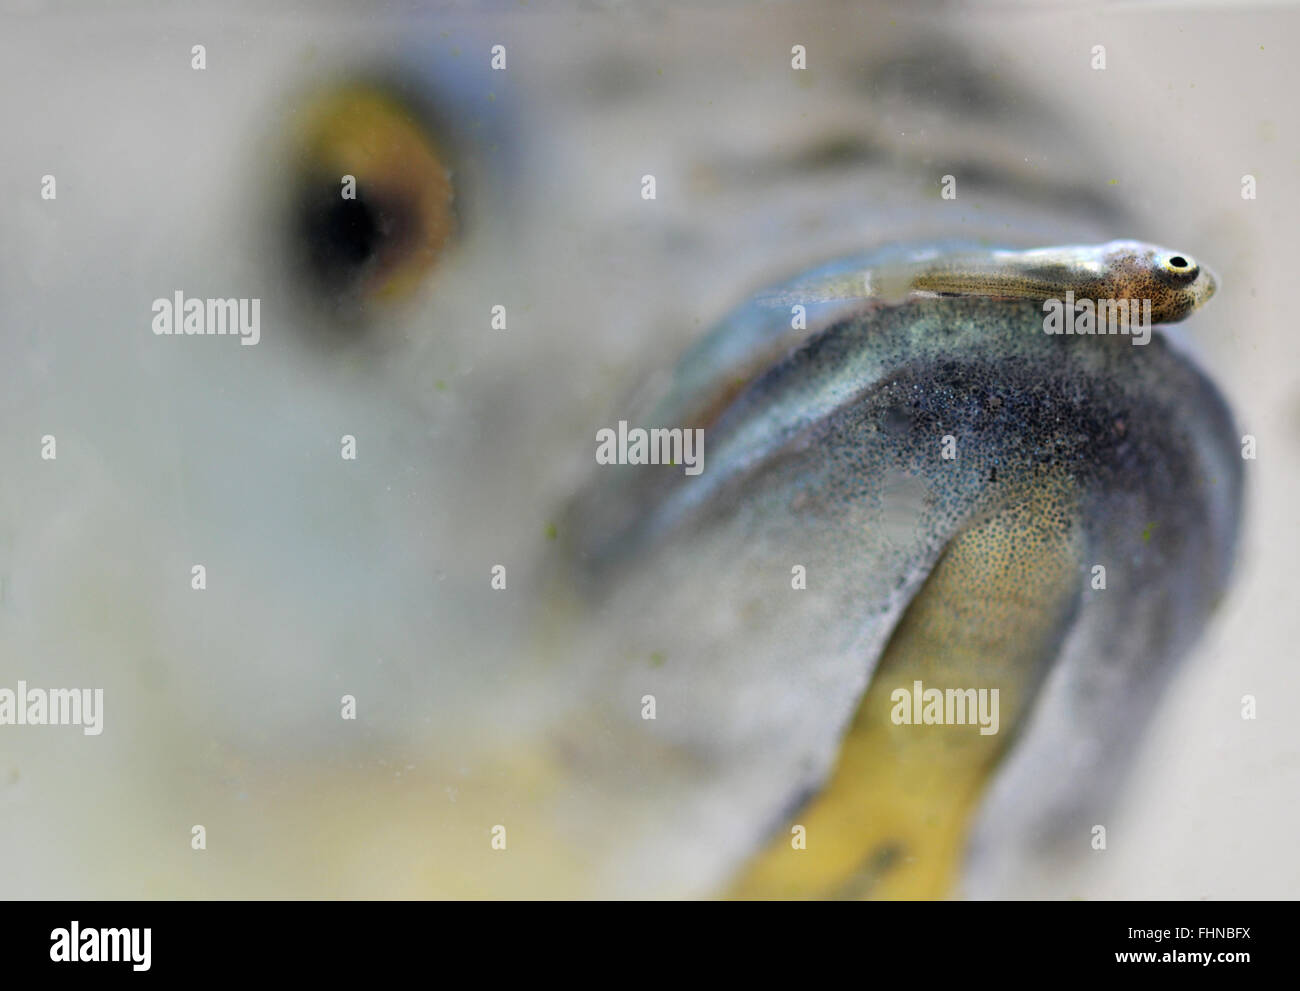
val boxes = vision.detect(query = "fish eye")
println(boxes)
[1158,252,1199,283]
[284,83,458,316]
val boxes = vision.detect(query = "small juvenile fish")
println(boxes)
[764,240,1217,324]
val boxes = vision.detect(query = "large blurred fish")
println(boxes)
[0,1,1241,898]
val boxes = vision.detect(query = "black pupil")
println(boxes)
[1168,255,1189,269]
[296,183,383,290]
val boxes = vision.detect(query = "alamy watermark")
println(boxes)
[50,922,150,971]
[595,420,704,476]
[0,681,103,735]
[152,291,261,345]
[890,679,999,735]
[1043,291,1151,346]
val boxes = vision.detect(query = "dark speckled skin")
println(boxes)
[558,292,1241,894]
[574,294,1238,592]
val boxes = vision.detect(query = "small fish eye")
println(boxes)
[284,84,458,316]
[1158,253,1199,283]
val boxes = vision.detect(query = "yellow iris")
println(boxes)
[289,85,456,303]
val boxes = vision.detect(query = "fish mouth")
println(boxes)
[1199,266,1219,303]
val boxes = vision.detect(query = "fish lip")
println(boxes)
[1185,268,1219,316]
[1200,266,1219,302]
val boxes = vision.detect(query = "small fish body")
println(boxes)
[767,240,1216,324]
[902,240,1217,323]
